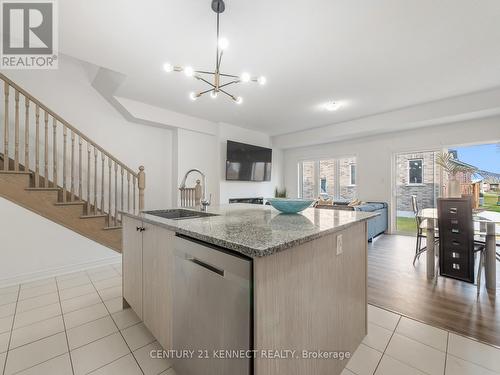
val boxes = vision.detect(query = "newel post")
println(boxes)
[194,179,202,206]
[137,166,146,211]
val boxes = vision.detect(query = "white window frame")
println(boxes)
[349,164,356,186]
[298,156,357,199]
[298,160,319,199]
[407,158,424,186]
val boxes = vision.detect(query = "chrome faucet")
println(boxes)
[180,169,211,211]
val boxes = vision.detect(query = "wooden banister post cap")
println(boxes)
[138,166,146,190]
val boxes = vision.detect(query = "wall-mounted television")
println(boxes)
[226,140,272,181]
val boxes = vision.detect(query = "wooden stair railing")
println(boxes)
[179,179,202,208]
[0,73,145,226]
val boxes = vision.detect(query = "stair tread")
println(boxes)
[80,214,107,219]
[0,170,32,175]
[54,201,86,206]
[26,187,60,191]
[103,226,122,230]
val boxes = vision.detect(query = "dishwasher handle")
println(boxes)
[186,256,225,277]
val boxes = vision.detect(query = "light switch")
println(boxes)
[336,234,343,255]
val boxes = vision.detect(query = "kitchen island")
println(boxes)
[122,204,377,375]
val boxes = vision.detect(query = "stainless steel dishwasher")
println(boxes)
[173,234,252,375]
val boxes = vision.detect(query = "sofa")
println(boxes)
[315,200,388,241]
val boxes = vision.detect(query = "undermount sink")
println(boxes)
[143,209,218,220]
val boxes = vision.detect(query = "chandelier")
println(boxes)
[163,0,266,104]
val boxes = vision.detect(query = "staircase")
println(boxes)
[0,73,145,252]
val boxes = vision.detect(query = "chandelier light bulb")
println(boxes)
[184,66,194,77]
[257,76,267,85]
[218,37,229,50]
[240,72,251,83]
[163,63,174,73]
[210,91,218,99]
[189,92,198,101]
[235,96,243,104]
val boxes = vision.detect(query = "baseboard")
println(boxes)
[0,255,122,288]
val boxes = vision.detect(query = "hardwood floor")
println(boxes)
[368,234,500,347]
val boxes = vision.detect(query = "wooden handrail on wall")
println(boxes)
[0,73,145,222]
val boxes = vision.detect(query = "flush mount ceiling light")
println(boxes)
[163,0,266,104]
[323,101,343,111]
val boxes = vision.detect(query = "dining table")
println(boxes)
[418,208,499,291]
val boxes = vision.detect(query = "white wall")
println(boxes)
[218,123,284,203]
[0,197,120,287]
[175,128,220,206]
[2,55,173,210]
[172,124,284,205]
[283,116,500,231]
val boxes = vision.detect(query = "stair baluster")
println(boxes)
[121,167,124,222]
[100,151,105,214]
[114,162,118,226]
[93,146,98,214]
[108,157,112,224]
[133,175,136,214]
[14,90,20,171]
[44,111,49,187]
[52,118,57,187]
[78,136,82,199]
[70,131,75,201]
[127,171,131,212]
[3,82,8,171]
[24,97,29,171]
[35,105,40,186]
[62,126,67,201]
[87,143,91,215]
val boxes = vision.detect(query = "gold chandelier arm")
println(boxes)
[218,80,240,89]
[198,87,215,97]
[195,75,216,88]
[219,73,239,78]
[219,88,237,101]
[195,70,216,75]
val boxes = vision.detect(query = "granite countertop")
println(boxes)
[122,204,378,258]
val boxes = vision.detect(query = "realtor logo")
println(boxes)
[1,0,58,69]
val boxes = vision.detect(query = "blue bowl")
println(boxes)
[266,198,314,214]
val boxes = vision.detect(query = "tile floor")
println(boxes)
[0,263,174,375]
[1,263,500,375]
[343,304,500,375]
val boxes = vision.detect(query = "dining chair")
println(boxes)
[437,198,485,295]
[412,195,439,265]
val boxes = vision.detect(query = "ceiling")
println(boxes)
[60,0,500,136]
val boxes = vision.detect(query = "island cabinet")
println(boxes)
[253,221,368,375]
[122,215,174,351]
[122,216,143,318]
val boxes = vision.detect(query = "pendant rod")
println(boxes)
[216,6,220,72]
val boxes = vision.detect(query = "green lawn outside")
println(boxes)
[482,192,500,213]
[396,217,417,234]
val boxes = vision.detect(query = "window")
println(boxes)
[301,161,316,199]
[320,177,327,194]
[319,160,335,197]
[299,157,356,200]
[408,159,423,184]
[349,164,356,186]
